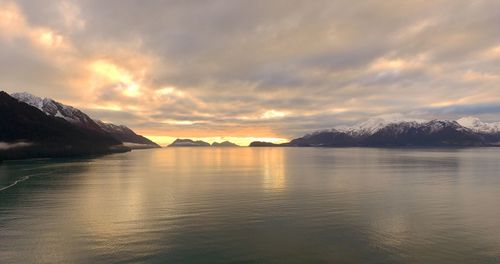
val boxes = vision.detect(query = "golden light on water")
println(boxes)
[260,148,286,191]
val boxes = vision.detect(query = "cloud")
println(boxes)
[0,141,32,150]
[416,103,500,117]
[2,0,500,140]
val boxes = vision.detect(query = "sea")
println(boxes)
[1,147,499,263]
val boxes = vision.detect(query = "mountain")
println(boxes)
[361,120,483,147]
[457,117,500,133]
[457,117,500,144]
[288,129,358,147]
[12,92,160,149]
[212,141,239,147]
[168,139,211,147]
[251,117,500,148]
[11,92,102,131]
[0,91,129,160]
[96,121,161,149]
[336,115,426,137]
[249,141,284,147]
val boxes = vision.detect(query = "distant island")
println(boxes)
[168,139,239,147]
[0,91,160,161]
[168,139,211,147]
[249,117,500,148]
[211,141,239,147]
[249,141,282,147]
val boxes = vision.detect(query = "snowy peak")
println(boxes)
[457,117,500,133]
[310,116,491,138]
[11,92,45,109]
[457,117,483,128]
[0,91,128,160]
[329,115,426,137]
[11,92,160,148]
[12,92,101,131]
[285,116,500,147]
[423,120,469,134]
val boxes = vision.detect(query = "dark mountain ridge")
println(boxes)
[0,92,130,160]
[96,121,160,148]
[11,92,160,149]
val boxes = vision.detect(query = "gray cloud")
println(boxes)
[2,0,500,140]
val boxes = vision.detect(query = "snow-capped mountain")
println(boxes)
[0,91,129,160]
[12,92,102,131]
[337,115,426,136]
[255,116,500,147]
[360,120,481,147]
[457,117,500,134]
[11,92,160,149]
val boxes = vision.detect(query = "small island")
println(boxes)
[168,139,211,147]
[168,139,240,147]
[211,141,239,147]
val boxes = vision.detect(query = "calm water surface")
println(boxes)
[1,148,499,263]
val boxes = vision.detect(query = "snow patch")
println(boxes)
[337,114,426,136]
[11,92,95,127]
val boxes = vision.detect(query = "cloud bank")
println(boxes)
[2,0,500,144]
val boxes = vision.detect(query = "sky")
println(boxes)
[1,0,500,146]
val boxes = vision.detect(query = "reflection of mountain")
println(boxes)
[168,139,211,147]
[0,91,129,160]
[12,92,160,149]
[251,118,500,147]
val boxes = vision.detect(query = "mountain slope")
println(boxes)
[362,120,483,147]
[12,92,160,149]
[0,91,129,160]
[288,129,358,147]
[457,117,500,133]
[12,92,103,131]
[252,117,500,148]
[96,121,160,148]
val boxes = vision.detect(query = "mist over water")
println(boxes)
[1,148,500,263]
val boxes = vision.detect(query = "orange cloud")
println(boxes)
[90,59,143,97]
[0,1,71,51]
